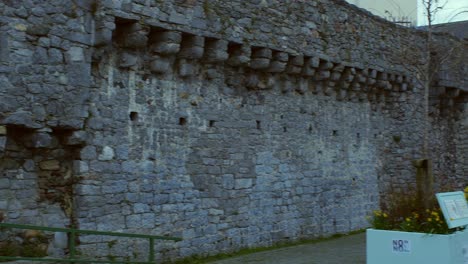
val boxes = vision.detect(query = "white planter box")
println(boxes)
[367,228,468,264]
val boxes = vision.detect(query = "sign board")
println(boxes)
[436,191,468,229]
[392,239,411,253]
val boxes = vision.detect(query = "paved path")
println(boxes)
[209,233,366,264]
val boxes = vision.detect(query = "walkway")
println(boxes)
[209,233,366,264]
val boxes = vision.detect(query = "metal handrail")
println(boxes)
[0,222,181,263]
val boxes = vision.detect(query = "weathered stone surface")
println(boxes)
[0,0,466,263]
[65,131,88,146]
[25,132,58,149]
[0,136,6,154]
[178,35,204,59]
[2,111,42,129]
[150,56,171,73]
[98,146,115,161]
[250,58,270,70]
[119,52,138,68]
[39,160,60,171]
[204,39,229,63]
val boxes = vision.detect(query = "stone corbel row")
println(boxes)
[0,125,87,152]
[0,126,6,157]
[434,87,467,111]
[102,17,414,96]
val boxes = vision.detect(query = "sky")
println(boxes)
[346,0,468,26]
[418,0,468,25]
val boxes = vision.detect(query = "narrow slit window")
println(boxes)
[130,112,139,122]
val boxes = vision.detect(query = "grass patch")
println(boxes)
[168,230,365,264]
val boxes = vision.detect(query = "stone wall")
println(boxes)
[0,0,466,262]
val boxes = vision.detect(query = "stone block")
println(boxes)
[0,136,5,155]
[401,83,408,91]
[2,111,42,129]
[206,69,222,79]
[0,33,9,63]
[330,71,341,81]
[169,11,188,25]
[67,63,91,88]
[252,48,272,59]
[267,61,287,73]
[65,131,88,146]
[80,146,97,160]
[336,89,347,101]
[94,28,113,46]
[396,75,403,83]
[65,32,92,46]
[296,78,308,94]
[68,47,85,62]
[314,70,330,81]
[204,39,229,63]
[227,55,250,66]
[342,69,355,83]
[319,61,334,70]
[48,48,63,64]
[0,126,6,135]
[273,52,289,62]
[26,24,50,36]
[290,55,304,66]
[367,78,376,86]
[120,31,148,48]
[179,60,196,77]
[152,31,182,43]
[178,35,204,59]
[119,52,138,68]
[287,65,302,74]
[245,73,260,89]
[356,73,367,83]
[26,132,58,149]
[150,56,171,73]
[302,67,316,77]
[73,160,89,174]
[250,58,270,70]
[235,178,253,189]
[150,42,180,54]
[227,45,251,66]
[53,232,68,249]
[39,160,60,171]
[98,146,115,161]
[377,72,388,81]
[305,57,320,68]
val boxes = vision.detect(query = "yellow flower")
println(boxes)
[383,213,388,218]
[428,218,432,222]
[405,218,411,222]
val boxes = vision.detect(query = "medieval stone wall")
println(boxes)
[0,0,466,262]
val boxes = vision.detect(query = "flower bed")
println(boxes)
[367,189,468,263]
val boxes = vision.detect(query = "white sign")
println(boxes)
[392,239,411,253]
[444,199,468,220]
[463,246,468,264]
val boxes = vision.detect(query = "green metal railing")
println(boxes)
[0,222,181,263]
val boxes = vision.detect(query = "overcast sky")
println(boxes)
[418,0,468,25]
